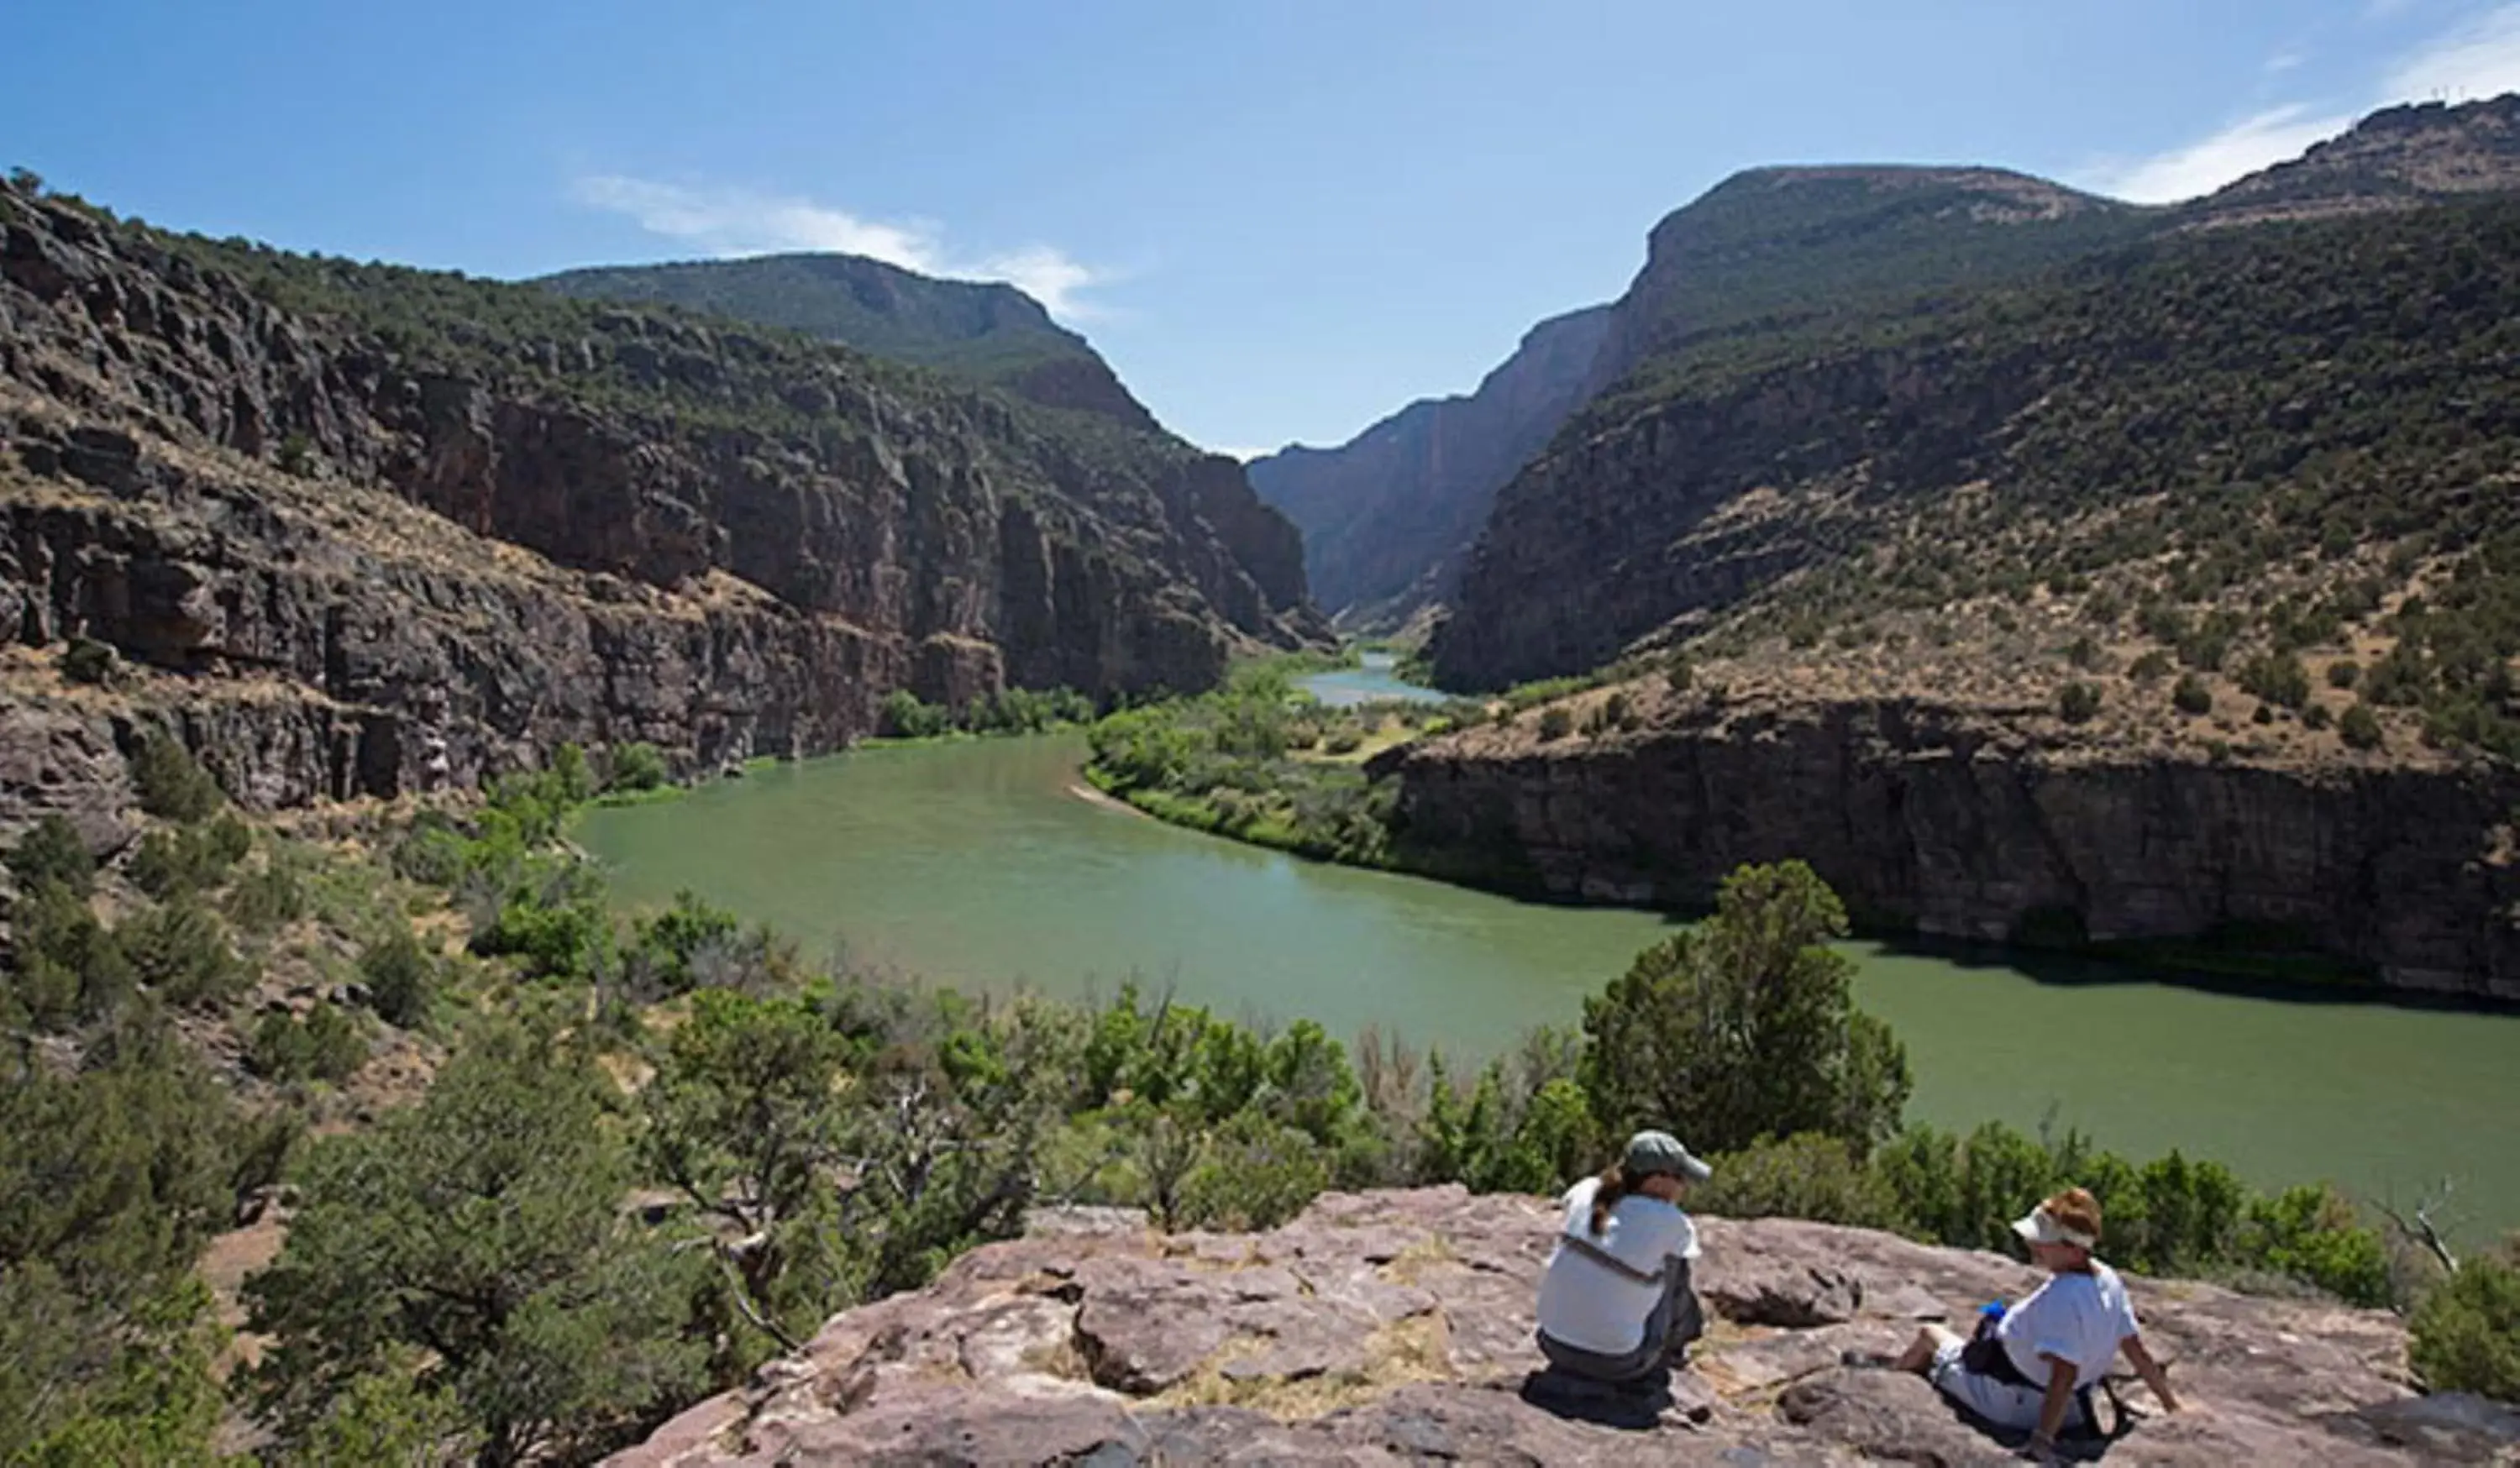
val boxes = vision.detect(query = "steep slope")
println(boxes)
[1433,98,2520,696]
[2187,94,2520,227]
[1246,305,1609,627]
[1577,165,2144,416]
[0,177,1319,810]
[1266,167,2143,632]
[538,252,1163,432]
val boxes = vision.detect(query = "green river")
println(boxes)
[575,727,2520,1236]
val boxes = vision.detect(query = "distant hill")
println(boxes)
[1246,306,1609,628]
[1429,96,2520,779]
[1260,165,2145,630]
[2185,94,2520,228]
[538,252,1162,433]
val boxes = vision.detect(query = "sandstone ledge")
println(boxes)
[611,1186,2516,1466]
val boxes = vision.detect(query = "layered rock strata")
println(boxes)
[1378,696,2520,1002]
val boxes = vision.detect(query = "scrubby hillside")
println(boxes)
[539,251,1163,432]
[0,173,1321,817]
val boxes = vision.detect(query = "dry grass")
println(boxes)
[1144,1311,1455,1418]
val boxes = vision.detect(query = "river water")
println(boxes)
[575,727,2520,1236]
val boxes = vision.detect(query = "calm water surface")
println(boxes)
[1300,651,1448,707]
[576,733,2520,1235]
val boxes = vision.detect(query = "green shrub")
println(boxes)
[2239,653,2311,710]
[2129,650,2172,683]
[1693,1132,1903,1229]
[2171,674,2213,716]
[227,858,308,935]
[2236,1187,2391,1308]
[2327,659,2361,689]
[2302,702,2333,731]
[388,817,470,887]
[1665,651,1695,692]
[1536,706,1574,741]
[605,742,669,793]
[1322,729,1365,756]
[121,900,251,1012]
[128,815,252,900]
[130,731,223,823]
[4,879,131,1028]
[2408,1241,2520,1401]
[879,689,954,739]
[357,930,437,1028]
[247,1003,368,1083]
[2339,703,2385,751]
[59,637,118,685]
[1174,1113,1331,1231]
[1581,862,1908,1158]
[2058,681,2102,723]
[6,815,95,897]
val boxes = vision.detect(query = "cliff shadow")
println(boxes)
[1867,929,2517,1017]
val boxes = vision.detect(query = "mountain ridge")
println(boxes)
[538,250,1163,432]
[1247,304,1609,627]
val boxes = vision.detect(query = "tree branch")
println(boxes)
[2373,1179,2460,1277]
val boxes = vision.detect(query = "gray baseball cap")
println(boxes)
[1625,1129,1713,1182]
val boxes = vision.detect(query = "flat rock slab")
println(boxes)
[609,1186,2463,1467]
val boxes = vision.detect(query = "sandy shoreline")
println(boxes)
[1066,780,1150,820]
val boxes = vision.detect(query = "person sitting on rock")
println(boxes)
[1532,1129,1713,1385]
[1888,1187,2180,1458]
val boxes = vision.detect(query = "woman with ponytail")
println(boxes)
[1533,1130,1714,1384]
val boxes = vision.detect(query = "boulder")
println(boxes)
[608,1187,2461,1467]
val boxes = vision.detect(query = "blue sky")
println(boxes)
[10,2,2520,456]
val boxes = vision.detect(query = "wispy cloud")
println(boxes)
[2078,3,2520,204]
[2265,47,2307,75]
[2384,1,2520,98]
[2081,106,2350,204]
[571,175,1112,322]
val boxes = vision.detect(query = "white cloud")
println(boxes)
[571,175,1111,322]
[2078,3,2520,204]
[2082,106,2352,203]
[2383,2,2520,100]
[2265,47,2307,75]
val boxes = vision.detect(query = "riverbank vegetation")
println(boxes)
[5,732,2514,1460]
[1084,659,1471,866]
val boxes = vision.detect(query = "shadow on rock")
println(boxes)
[1516,1364,1715,1432]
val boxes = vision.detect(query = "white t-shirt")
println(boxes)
[1996,1261,2139,1388]
[1534,1176,1701,1355]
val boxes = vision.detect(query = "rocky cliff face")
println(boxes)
[1382,694,2520,1002]
[0,178,1320,821]
[612,1185,2512,1466]
[539,251,1163,433]
[1577,165,2137,412]
[2189,94,2520,227]
[1247,306,1610,626]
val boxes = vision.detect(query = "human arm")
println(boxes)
[2027,1355,2077,1461]
[2122,1334,2179,1413]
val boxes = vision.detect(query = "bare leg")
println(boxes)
[1894,1324,1962,1376]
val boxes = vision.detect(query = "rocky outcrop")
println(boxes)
[1578,165,2135,409]
[612,1185,2513,1466]
[2188,94,2520,228]
[1381,696,2520,1002]
[538,251,1164,434]
[0,176,1320,818]
[1247,306,1610,626]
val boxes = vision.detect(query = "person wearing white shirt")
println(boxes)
[1887,1187,2181,1460]
[1533,1129,1714,1384]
